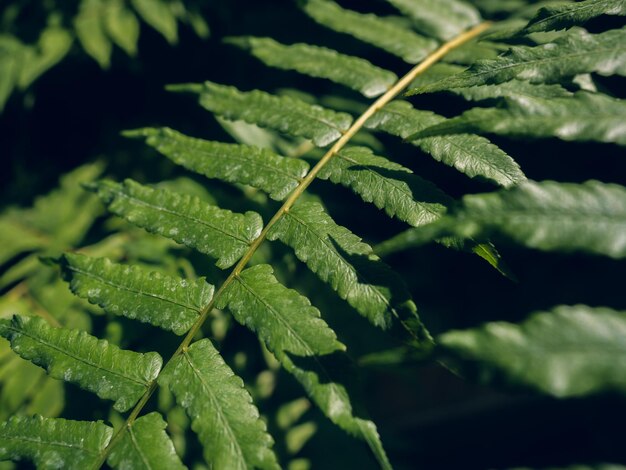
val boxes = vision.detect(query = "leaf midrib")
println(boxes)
[0,434,100,455]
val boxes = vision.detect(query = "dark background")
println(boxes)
[2,1,626,469]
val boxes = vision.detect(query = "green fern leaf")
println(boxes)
[277,353,392,470]
[385,0,482,40]
[55,253,213,335]
[0,415,112,470]
[131,0,178,44]
[124,127,310,201]
[408,27,626,94]
[159,339,280,470]
[88,179,263,269]
[365,100,526,187]
[107,412,185,470]
[521,0,626,34]
[0,315,162,412]
[267,201,418,330]
[103,0,140,56]
[436,180,626,258]
[217,264,345,356]
[74,0,112,68]
[227,36,398,98]
[439,305,626,397]
[407,91,626,145]
[168,81,353,147]
[302,0,438,64]
[317,146,450,227]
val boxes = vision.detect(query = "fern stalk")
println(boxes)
[93,21,492,469]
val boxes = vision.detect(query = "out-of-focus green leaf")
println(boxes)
[439,305,626,397]
[436,180,626,258]
[131,0,178,44]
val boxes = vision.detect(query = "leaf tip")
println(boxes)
[165,83,203,94]
[223,36,251,49]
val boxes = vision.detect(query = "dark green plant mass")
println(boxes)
[1,0,626,469]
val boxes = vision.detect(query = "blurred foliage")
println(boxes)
[0,0,210,110]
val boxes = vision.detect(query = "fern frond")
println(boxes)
[159,339,280,470]
[521,0,626,34]
[267,201,417,330]
[385,0,482,40]
[124,127,310,201]
[365,100,526,187]
[88,179,263,269]
[55,253,214,335]
[408,91,626,145]
[302,0,438,63]
[434,180,626,258]
[439,305,626,397]
[408,27,626,94]
[167,81,353,147]
[0,415,112,470]
[107,412,185,470]
[0,315,162,412]
[317,146,450,227]
[227,37,398,98]
[217,264,345,356]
